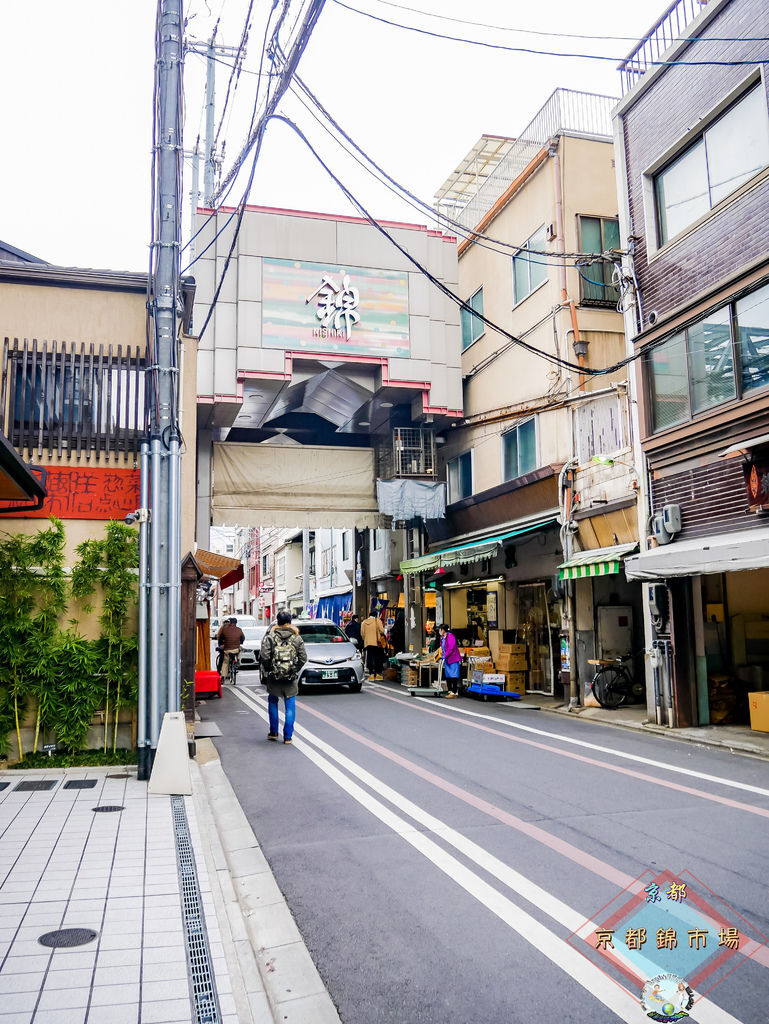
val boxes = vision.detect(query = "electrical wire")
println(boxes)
[290,72,620,265]
[360,0,769,45]
[212,0,256,152]
[328,0,769,69]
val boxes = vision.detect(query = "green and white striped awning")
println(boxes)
[558,542,638,580]
[400,518,557,575]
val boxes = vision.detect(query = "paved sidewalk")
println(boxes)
[0,766,239,1024]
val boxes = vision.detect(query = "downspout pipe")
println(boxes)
[137,441,151,781]
[548,138,586,389]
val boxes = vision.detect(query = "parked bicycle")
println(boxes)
[215,646,240,687]
[588,656,644,709]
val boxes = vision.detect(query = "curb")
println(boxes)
[541,704,769,761]
[194,738,342,1024]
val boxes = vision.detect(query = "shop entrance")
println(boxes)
[517,583,556,695]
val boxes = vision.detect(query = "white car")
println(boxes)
[210,614,259,638]
[294,619,364,693]
[239,626,268,669]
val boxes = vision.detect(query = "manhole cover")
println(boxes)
[63,780,97,790]
[15,780,57,792]
[91,805,124,813]
[39,928,98,949]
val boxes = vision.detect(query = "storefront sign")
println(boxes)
[486,591,498,629]
[262,258,410,358]
[744,459,769,512]
[3,467,140,520]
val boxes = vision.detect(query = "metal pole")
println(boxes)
[137,441,151,780]
[302,528,311,611]
[204,39,216,207]
[149,437,162,747]
[189,142,200,262]
[148,0,183,758]
[167,435,181,711]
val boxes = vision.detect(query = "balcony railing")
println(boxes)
[449,90,616,232]
[618,0,708,95]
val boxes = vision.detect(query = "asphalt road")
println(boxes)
[199,671,769,1024]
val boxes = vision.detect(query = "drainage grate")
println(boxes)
[63,780,98,790]
[39,927,98,948]
[171,794,221,1024]
[15,780,57,792]
[92,805,124,813]
[106,773,133,779]
[0,782,9,792]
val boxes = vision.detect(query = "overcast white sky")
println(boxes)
[2,0,669,274]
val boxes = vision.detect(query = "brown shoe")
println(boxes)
[284,737,293,745]
[268,733,279,741]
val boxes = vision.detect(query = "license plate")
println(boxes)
[321,669,338,680]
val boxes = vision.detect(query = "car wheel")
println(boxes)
[349,682,362,693]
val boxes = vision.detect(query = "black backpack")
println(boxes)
[272,633,299,682]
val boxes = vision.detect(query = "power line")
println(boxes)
[212,1,256,152]
[360,0,769,45]
[290,72,619,266]
[329,0,769,68]
[269,114,634,378]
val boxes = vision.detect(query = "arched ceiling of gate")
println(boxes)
[211,442,381,529]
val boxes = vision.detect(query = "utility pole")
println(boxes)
[185,38,240,208]
[188,141,200,262]
[139,0,184,780]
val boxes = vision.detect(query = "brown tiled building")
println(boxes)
[614,0,769,727]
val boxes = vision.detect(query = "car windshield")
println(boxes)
[242,627,267,643]
[233,617,258,629]
[298,623,348,644]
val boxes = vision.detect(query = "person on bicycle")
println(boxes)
[260,610,307,744]
[216,616,244,685]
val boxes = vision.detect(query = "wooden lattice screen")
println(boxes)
[0,338,147,461]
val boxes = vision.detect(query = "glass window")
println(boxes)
[447,451,472,502]
[502,418,537,481]
[513,226,548,304]
[688,306,735,412]
[648,332,690,432]
[461,287,484,350]
[737,282,769,394]
[579,217,621,305]
[342,531,350,561]
[656,85,769,244]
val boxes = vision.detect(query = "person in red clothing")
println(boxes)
[438,623,462,698]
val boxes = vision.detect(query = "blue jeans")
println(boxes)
[268,694,296,740]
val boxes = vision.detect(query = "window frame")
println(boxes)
[501,417,538,483]
[644,279,769,434]
[446,449,474,504]
[461,287,485,351]
[577,216,621,306]
[512,226,549,307]
[644,74,769,253]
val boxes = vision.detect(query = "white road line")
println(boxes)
[230,686,742,1024]
[367,682,769,800]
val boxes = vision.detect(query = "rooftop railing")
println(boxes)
[449,89,616,232]
[618,0,708,95]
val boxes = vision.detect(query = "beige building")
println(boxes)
[419,90,642,701]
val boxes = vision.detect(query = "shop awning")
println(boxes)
[0,431,47,514]
[625,527,769,580]
[194,548,244,590]
[400,518,557,575]
[558,542,638,580]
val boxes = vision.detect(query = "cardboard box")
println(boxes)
[496,654,528,672]
[748,691,769,733]
[504,672,526,695]
[498,643,526,655]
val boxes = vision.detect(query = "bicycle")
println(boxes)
[588,656,644,709]
[216,646,240,687]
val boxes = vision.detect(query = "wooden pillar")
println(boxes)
[181,553,203,721]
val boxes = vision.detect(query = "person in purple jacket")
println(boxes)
[438,623,462,698]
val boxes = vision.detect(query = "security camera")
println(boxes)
[124,508,149,526]
[648,310,660,327]
[124,511,139,526]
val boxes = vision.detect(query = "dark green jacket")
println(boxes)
[260,624,307,697]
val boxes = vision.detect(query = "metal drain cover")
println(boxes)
[39,927,98,948]
[106,773,133,779]
[15,780,57,792]
[63,780,97,790]
[92,805,124,813]
[0,782,9,791]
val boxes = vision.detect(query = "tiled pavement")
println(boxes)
[0,769,237,1024]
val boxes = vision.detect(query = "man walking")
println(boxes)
[361,610,385,680]
[345,614,362,650]
[260,610,307,744]
[216,616,245,684]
